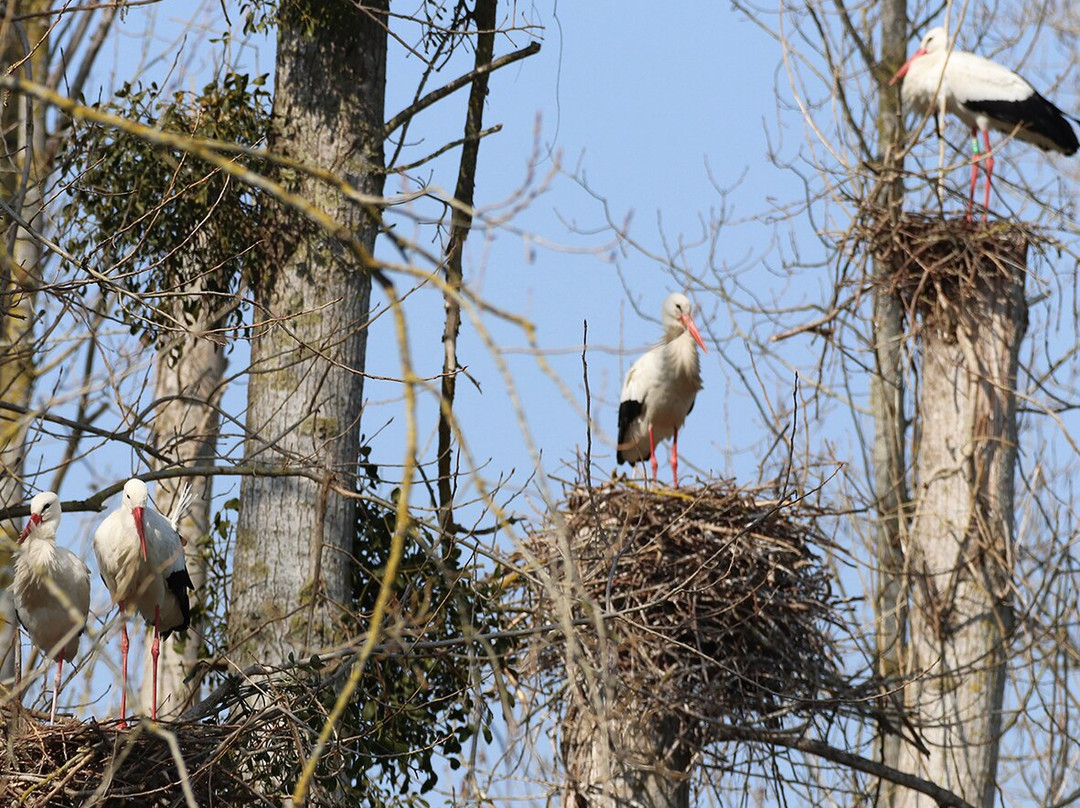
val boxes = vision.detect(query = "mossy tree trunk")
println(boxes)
[894,239,1025,808]
[229,0,386,667]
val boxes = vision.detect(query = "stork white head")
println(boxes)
[19,491,62,543]
[918,27,948,55]
[122,478,150,561]
[661,293,708,353]
[890,26,949,85]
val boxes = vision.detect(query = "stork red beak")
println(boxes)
[132,506,148,561]
[18,512,41,544]
[680,314,708,353]
[889,47,926,85]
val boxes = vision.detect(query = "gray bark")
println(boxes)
[894,244,1025,808]
[563,685,693,808]
[229,0,386,668]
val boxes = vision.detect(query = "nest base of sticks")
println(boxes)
[0,709,241,807]
[528,479,844,805]
[859,209,1030,334]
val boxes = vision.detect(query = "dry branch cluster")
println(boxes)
[857,209,1030,329]
[526,480,845,734]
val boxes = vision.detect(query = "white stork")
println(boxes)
[617,292,708,487]
[93,478,194,722]
[13,491,91,723]
[890,26,1078,216]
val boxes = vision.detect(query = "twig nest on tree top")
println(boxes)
[858,209,1030,329]
[526,479,844,730]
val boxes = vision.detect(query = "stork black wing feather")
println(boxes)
[965,92,1079,154]
[617,398,644,464]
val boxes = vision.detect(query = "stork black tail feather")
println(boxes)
[162,568,196,638]
[616,399,644,464]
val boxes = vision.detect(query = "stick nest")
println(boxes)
[1,663,361,808]
[525,479,847,730]
[854,209,1029,324]
[0,711,243,807]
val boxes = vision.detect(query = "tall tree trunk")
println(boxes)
[894,236,1025,808]
[872,5,909,804]
[563,686,692,808]
[0,2,49,686]
[141,253,227,717]
[229,0,386,668]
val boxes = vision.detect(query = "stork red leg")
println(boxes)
[648,425,659,480]
[119,606,130,727]
[14,626,21,689]
[151,605,161,721]
[982,128,994,219]
[50,653,64,723]
[968,128,980,220]
[671,427,680,488]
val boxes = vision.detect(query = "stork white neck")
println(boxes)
[665,328,703,382]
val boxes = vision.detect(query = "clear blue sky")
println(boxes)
[363,1,811,505]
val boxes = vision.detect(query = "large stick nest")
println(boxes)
[0,711,244,807]
[0,656,371,807]
[854,209,1030,327]
[525,479,849,732]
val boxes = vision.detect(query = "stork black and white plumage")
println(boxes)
[890,26,1078,217]
[616,293,708,487]
[13,491,91,723]
[93,478,194,723]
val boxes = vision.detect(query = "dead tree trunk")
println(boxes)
[437,0,497,535]
[892,228,1025,808]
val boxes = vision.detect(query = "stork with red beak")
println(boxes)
[617,293,708,487]
[13,491,91,723]
[890,26,1078,217]
[93,478,194,722]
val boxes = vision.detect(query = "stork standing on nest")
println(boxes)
[13,491,91,723]
[94,478,194,723]
[617,293,708,487]
[890,26,1078,218]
